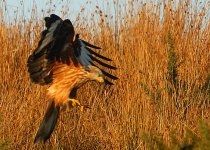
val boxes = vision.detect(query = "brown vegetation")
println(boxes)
[0,0,209,149]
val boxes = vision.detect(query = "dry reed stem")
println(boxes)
[0,0,209,149]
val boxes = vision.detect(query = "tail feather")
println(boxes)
[34,100,60,144]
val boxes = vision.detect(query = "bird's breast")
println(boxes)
[47,63,89,105]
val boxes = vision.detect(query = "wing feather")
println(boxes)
[104,79,114,85]
[27,14,117,86]
[89,55,117,70]
[80,39,101,49]
[74,35,118,85]
[86,47,112,61]
[27,14,76,85]
[101,69,118,80]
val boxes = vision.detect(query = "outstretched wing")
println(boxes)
[27,14,117,85]
[74,35,118,85]
[27,14,77,85]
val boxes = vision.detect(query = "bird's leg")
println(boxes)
[68,99,90,111]
[68,99,81,107]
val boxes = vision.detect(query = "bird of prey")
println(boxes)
[27,14,117,143]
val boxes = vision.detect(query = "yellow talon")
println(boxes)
[68,99,90,111]
[68,98,81,107]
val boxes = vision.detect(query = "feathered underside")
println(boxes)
[27,14,118,85]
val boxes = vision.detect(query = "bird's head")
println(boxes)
[86,66,104,83]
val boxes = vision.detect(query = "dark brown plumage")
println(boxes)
[27,14,117,143]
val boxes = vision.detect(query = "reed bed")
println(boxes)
[0,0,209,149]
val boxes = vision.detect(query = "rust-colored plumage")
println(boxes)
[27,14,117,143]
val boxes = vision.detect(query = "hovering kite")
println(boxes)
[27,14,117,143]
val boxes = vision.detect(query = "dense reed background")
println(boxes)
[0,0,209,149]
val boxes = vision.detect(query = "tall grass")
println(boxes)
[0,0,209,149]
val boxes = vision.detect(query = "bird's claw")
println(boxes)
[68,99,91,111]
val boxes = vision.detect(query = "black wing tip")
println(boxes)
[44,14,60,21]
[101,69,118,80]
[89,55,117,70]
[104,79,114,85]
[87,48,112,61]
[44,14,61,28]
[81,40,101,49]
[50,14,61,20]
[76,38,112,61]
[44,16,50,22]
[110,76,118,80]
